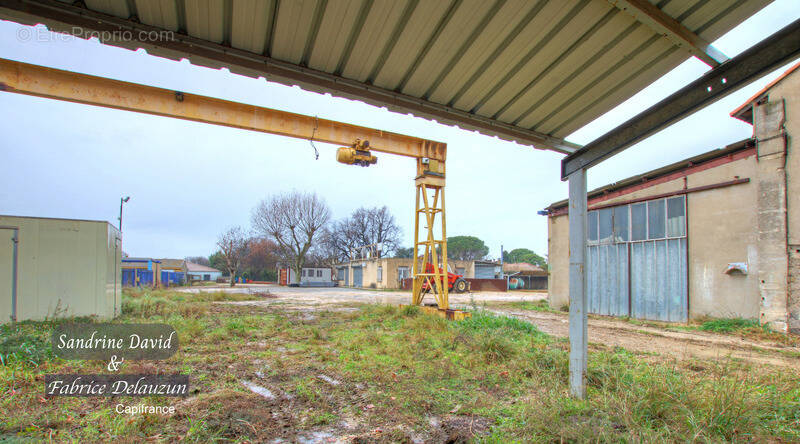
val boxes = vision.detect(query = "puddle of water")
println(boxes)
[317,374,341,386]
[241,380,275,400]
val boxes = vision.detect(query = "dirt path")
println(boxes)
[184,284,800,370]
[487,308,800,369]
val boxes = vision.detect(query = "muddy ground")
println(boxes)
[180,284,800,370]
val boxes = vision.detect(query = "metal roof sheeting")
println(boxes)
[1,0,771,153]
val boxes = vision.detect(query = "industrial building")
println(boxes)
[0,215,121,322]
[334,257,503,290]
[504,263,549,290]
[545,62,800,332]
[122,257,187,287]
[186,262,223,282]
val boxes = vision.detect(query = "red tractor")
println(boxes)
[421,262,469,294]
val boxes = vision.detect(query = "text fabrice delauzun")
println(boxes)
[45,375,189,397]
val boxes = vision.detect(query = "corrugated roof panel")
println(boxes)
[660,0,704,23]
[479,0,616,121]
[84,0,131,18]
[133,0,180,31]
[185,0,225,44]
[371,0,453,90]
[341,0,410,82]
[425,0,536,104]
[0,0,775,152]
[399,0,497,97]
[514,17,649,129]
[534,35,676,135]
[230,0,273,54]
[450,0,575,112]
[550,45,688,138]
[473,2,613,116]
[694,0,771,43]
[679,0,730,34]
[306,0,363,73]
[271,0,319,65]
[503,9,642,126]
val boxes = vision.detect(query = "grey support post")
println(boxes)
[568,169,588,398]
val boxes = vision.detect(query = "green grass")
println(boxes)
[482,299,561,314]
[697,317,761,333]
[1,289,798,442]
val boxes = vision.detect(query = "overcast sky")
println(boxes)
[1,1,798,260]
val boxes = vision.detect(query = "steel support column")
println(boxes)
[568,169,588,398]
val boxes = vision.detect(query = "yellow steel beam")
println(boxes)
[0,58,446,161]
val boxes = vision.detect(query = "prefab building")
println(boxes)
[335,257,475,289]
[0,215,122,323]
[278,265,334,287]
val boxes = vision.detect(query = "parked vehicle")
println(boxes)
[421,262,469,293]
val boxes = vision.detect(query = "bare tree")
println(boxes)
[323,206,401,262]
[216,226,249,287]
[251,191,331,284]
[184,256,210,266]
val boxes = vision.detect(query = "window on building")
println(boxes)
[588,196,686,244]
[667,196,686,237]
[203,274,210,281]
[377,266,383,282]
[631,203,647,241]
[588,211,599,244]
[647,199,666,239]
[598,208,613,243]
[316,269,322,277]
[613,205,629,242]
[398,266,409,280]
[302,269,307,277]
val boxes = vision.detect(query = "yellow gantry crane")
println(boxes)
[0,58,466,317]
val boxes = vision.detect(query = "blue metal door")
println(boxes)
[352,266,362,287]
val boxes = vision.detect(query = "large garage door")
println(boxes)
[0,228,17,323]
[587,196,687,322]
[352,266,362,288]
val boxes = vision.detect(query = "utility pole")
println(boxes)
[118,196,130,232]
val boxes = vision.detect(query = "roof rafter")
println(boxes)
[607,0,728,67]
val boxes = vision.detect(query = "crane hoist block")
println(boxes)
[336,139,378,167]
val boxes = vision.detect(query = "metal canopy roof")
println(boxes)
[0,0,770,154]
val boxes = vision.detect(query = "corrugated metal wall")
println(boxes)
[631,239,688,322]
[474,264,495,279]
[586,196,687,322]
[587,243,629,317]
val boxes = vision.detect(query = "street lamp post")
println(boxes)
[118,196,130,232]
